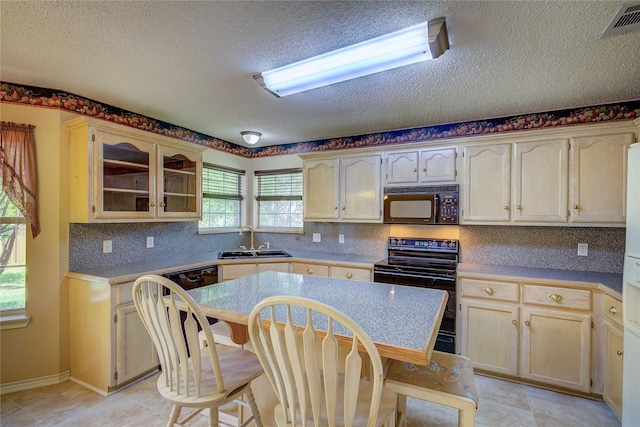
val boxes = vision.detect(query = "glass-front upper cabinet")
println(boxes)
[66,116,204,223]
[96,131,156,219]
[157,146,201,219]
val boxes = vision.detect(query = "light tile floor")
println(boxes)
[1,373,621,427]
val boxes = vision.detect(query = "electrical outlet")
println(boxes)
[146,236,154,248]
[339,234,345,244]
[312,233,321,243]
[102,240,112,254]
[577,243,588,256]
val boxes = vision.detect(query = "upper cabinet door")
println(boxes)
[157,146,201,219]
[386,151,419,185]
[94,129,156,220]
[462,144,511,222]
[513,139,569,223]
[420,147,457,183]
[303,158,340,220]
[340,155,382,221]
[569,133,634,224]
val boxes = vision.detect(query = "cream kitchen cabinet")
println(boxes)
[330,265,372,282]
[602,294,623,421]
[459,278,593,393]
[66,117,204,223]
[462,139,569,224]
[569,133,634,224]
[69,277,158,395]
[291,262,330,277]
[303,154,382,222]
[385,146,457,185]
[220,262,291,281]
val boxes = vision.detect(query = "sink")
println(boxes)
[218,250,291,259]
[254,250,291,257]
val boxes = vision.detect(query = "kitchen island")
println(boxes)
[184,271,448,366]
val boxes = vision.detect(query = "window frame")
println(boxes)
[199,163,246,233]
[254,168,304,232]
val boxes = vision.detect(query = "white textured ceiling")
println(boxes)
[2,1,639,147]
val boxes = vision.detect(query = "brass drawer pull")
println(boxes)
[525,321,531,326]
[549,294,563,302]
[412,168,417,172]
[516,205,522,210]
[617,350,623,356]
[346,272,353,279]
[573,205,580,210]
[503,205,509,210]
[422,167,427,172]
[485,287,495,295]
[307,269,313,275]
[609,306,618,314]
[512,319,518,326]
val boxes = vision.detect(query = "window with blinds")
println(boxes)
[255,168,303,228]
[199,164,245,229]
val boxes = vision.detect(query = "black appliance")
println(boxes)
[373,237,458,354]
[162,265,218,291]
[383,185,458,225]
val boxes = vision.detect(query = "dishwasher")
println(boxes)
[162,265,218,291]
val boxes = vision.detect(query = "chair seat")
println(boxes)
[385,351,478,407]
[158,343,263,407]
[273,376,397,427]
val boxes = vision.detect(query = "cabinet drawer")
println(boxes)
[115,281,135,306]
[257,262,290,273]
[291,263,329,277]
[459,278,519,302]
[330,266,371,282]
[603,294,623,326]
[522,285,591,310]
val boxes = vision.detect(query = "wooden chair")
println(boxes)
[132,274,264,427]
[248,295,397,427]
[384,351,479,427]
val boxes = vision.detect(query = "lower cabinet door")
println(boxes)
[116,304,158,386]
[603,321,623,421]
[521,308,591,392]
[460,300,519,377]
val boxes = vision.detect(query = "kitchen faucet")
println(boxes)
[239,225,255,251]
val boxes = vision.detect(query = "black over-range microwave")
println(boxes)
[383,185,459,225]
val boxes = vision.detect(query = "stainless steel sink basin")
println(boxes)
[218,250,291,259]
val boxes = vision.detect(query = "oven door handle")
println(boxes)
[373,269,455,282]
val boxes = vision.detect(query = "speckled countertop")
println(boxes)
[458,263,623,297]
[186,271,446,364]
[65,250,381,283]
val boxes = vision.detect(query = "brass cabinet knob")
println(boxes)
[412,168,417,172]
[485,287,495,295]
[516,205,522,210]
[150,202,156,207]
[573,205,580,209]
[512,319,518,326]
[609,306,618,314]
[160,202,166,207]
[525,321,531,326]
[617,350,623,356]
[422,168,427,172]
[334,206,338,210]
[307,268,313,275]
[342,206,345,210]
[346,272,353,279]
[549,294,563,302]
[504,205,509,210]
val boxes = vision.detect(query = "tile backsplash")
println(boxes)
[69,222,625,274]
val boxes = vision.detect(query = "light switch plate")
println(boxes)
[339,234,345,244]
[577,243,588,256]
[312,233,321,243]
[102,240,112,254]
[146,236,154,248]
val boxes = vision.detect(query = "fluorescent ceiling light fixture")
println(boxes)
[254,17,449,97]
[241,131,261,145]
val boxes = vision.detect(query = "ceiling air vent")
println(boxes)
[601,2,640,38]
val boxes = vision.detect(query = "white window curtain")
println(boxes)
[0,122,40,238]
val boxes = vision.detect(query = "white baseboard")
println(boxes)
[0,370,70,395]
[69,377,109,397]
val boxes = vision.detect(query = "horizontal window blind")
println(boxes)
[255,168,302,201]
[203,164,244,200]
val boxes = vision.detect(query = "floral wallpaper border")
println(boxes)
[2,81,639,159]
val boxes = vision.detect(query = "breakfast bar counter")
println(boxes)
[184,271,448,366]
